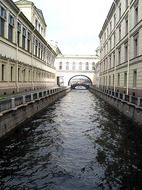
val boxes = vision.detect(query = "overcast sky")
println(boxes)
[30,0,114,54]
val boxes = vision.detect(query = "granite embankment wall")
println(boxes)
[90,86,142,125]
[0,87,70,139]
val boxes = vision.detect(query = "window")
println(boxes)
[107,43,108,53]
[79,62,82,70]
[134,3,138,24]
[8,14,14,42]
[118,47,121,65]
[66,62,69,70]
[44,29,46,37]
[134,34,138,57]
[41,27,43,35]
[106,58,108,70]
[109,55,111,69]
[38,42,40,58]
[110,37,112,50]
[0,6,6,37]
[103,76,105,86]
[27,69,30,81]
[35,40,38,56]
[117,73,120,86]
[110,21,112,32]
[38,23,41,32]
[18,68,20,81]
[109,75,111,86]
[104,45,106,55]
[119,4,121,19]
[124,72,127,87]
[22,69,26,82]
[0,6,6,19]
[72,62,75,70]
[114,14,116,27]
[22,27,26,49]
[35,19,38,29]
[125,16,128,34]
[126,0,128,9]
[17,22,21,46]
[113,52,115,67]
[113,74,114,86]
[11,66,13,81]
[125,42,128,61]
[41,45,43,60]
[1,64,5,81]
[27,32,31,52]
[0,17,5,37]
[92,62,95,70]
[114,32,116,46]
[119,25,121,40]
[104,32,106,41]
[43,47,45,61]
[59,62,62,70]
[85,62,89,70]
[103,61,105,71]
[133,70,137,87]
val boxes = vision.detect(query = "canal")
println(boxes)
[0,90,142,189]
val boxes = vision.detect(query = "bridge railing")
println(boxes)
[90,86,142,108]
[71,83,91,89]
[0,87,70,114]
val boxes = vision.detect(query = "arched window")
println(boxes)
[79,62,82,70]
[59,62,62,70]
[72,62,75,70]
[66,62,69,70]
[85,62,89,70]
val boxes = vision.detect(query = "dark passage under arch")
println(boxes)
[68,75,92,89]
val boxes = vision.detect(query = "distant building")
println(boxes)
[54,54,99,86]
[0,0,58,95]
[98,0,142,96]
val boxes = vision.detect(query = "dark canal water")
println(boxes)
[0,90,142,190]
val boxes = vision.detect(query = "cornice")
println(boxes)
[57,55,98,59]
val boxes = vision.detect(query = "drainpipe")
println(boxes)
[31,4,35,90]
[105,17,109,91]
[126,0,130,95]
[16,10,21,93]
[31,27,36,90]
[113,0,117,92]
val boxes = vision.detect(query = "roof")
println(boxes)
[99,0,119,38]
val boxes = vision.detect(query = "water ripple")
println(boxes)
[0,90,142,189]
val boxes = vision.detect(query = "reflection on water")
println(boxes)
[0,90,142,189]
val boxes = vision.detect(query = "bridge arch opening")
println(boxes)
[68,75,92,89]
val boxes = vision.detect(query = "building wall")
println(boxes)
[54,55,99,86]
[15,0,47,38]
[99,0,142,96]
[0,0,57,95]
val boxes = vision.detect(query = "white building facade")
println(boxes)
[54,55,99,86]
[0,0,57,95]
[98,0,142,96]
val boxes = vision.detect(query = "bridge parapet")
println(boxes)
[71,83,91,89]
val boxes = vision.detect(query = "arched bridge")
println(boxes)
[54,55,99,86]
[71,83,91,89]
